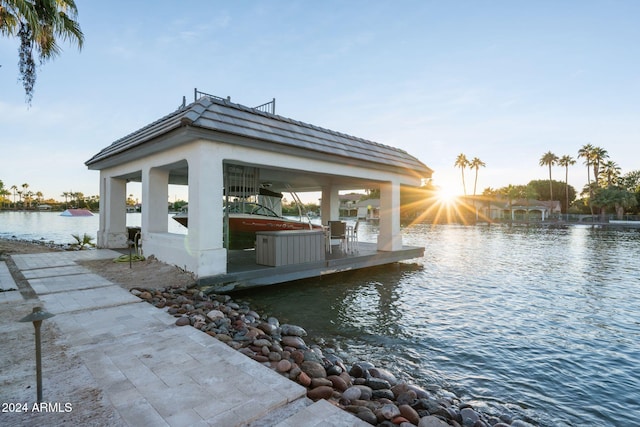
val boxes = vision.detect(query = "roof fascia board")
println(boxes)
[187,126,432,179]
[86,127,193,170]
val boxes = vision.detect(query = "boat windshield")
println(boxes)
[226,202,280,218]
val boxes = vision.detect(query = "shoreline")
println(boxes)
[129,284,535,427]
[1,238,538,426]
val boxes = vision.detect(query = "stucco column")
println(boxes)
[186,148,226,276]
[378,180,402,251]
[320,186,340,225]
[97,174,128,248]
[142,167,169,233]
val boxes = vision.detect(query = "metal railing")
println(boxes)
[254,98,276,114]
[191,89,276,114]
[194,88,230,103]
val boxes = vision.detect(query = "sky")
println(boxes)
[1,0,638,204]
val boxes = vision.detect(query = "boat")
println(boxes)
[60,208,94,217]
[173,200,323,250]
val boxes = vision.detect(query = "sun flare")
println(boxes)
[436,186,459,204]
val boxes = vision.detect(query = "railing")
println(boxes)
[192,88,276,114]
[194,88,230,103]
[254,98,276,114]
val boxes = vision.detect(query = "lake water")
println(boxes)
[1,212,638,426]
[0,211,185,244]
[237,223,640,427]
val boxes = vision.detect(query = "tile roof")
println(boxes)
[86,96,432,176]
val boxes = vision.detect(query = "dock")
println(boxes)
[202,242,425,291]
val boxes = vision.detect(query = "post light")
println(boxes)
[19,306,55,403]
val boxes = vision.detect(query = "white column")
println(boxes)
[320,186,340,225]
[97,174,127,248]
[142,167,169,233]
[186,149,226,276]
[378,180,402,251]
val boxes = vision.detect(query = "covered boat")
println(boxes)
[173,189,322,249]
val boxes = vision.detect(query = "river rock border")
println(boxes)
[130,284,535,427]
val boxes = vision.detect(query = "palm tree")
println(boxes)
[0,180,10,209]
[61,191,70,209]
[10,185,18,209]
[454,153,470,197]
[600,160,621,188]
[590,146,609,188]
[21,183,29,208]
[578,144,595,217]
[470,157,486,197]
[578,144,594,189]
[539,151,558,202]
[558,155,576,214]
[0,0,84,103]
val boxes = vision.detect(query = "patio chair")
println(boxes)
[328,221,347,254]
[347,220,359,253]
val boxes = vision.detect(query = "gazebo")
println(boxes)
[86,92,433,282]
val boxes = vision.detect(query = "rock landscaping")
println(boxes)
[131,283,536,427]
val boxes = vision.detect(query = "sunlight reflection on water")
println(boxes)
[239,223,640,427]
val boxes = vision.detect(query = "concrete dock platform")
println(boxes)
[1,250,368,426]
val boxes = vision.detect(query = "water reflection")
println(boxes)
[239,224,640,427]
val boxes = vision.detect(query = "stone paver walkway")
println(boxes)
[2,250,368,426]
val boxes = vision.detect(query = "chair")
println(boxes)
[328,221,347,254]
[346,220,359,253]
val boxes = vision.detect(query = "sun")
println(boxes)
[435,186,459,204]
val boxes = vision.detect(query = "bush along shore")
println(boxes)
[130,284,536,427]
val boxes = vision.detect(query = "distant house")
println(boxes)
[37,204,52,211]
[338,193,363,217]
[355,199,380,220]
[481,199,562,221]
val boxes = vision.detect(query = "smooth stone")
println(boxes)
[366,377,391,390]
[268,351,281,362]
[291,350,305,365]
[396,390,417,405]
[355,408,378,425]
[280,324,307,336]
[175,317,190,326]
[281,335,307,349]
[300,360,327,378]
[510,421,535,427]
[257,321,277,335]
[327,375,348,392]
[349,363,367,378]
[354,385,373,400]
[216,334,232,342]
[276,359,291,372]
[418,415,450,427]
[303,349,322,363]
[310,377,333,388]
[326,364,343,376]
[206,309,225,321]
[379,403,401,420]
[307,385,334,400]
[372,389,395,400]
[369,367,399,386]
[399,404,420,425]
[253,338,271,347]
[460,408,480,426]
[342,386,362,401]
[297,371,312,387]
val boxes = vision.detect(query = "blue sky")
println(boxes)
[1,0,638,203]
